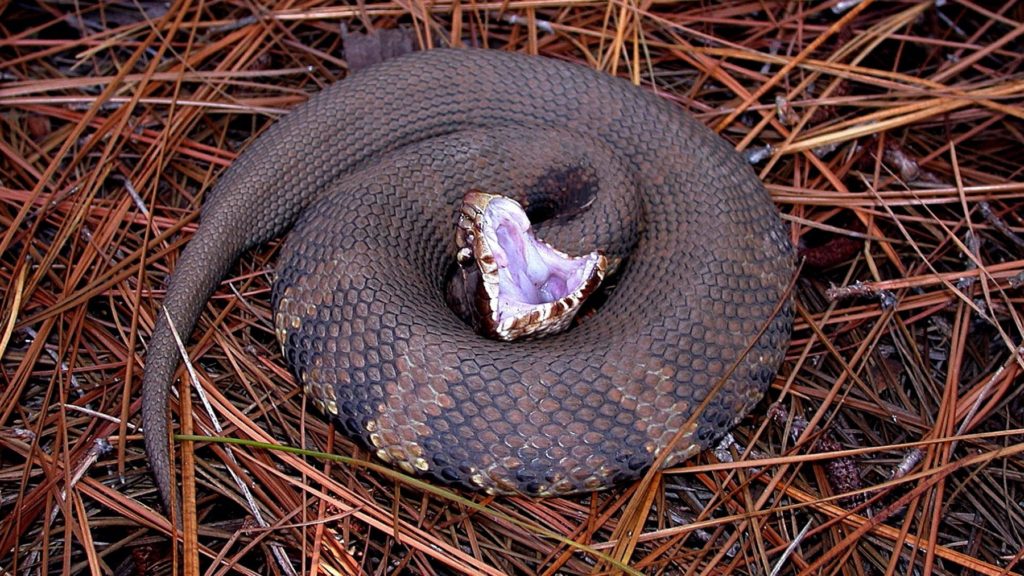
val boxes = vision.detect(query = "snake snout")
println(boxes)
[450,190,607,341]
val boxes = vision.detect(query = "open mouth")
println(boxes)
[454,191,607,341]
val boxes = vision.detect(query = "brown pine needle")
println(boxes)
[3,2,1024,574]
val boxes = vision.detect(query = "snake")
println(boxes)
[141,48,793,512]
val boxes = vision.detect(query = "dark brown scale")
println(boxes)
[141,49,793,511]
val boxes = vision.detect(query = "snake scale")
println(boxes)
[142,48,793,511]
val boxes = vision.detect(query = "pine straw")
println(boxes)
[1,1,1023,574]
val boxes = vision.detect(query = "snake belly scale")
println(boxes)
[141,48,793,509]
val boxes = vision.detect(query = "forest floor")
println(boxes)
[2,1,1023,574]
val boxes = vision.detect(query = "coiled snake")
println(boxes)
[142,48,793,511]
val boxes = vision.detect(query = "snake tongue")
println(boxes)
[454,190,607,341]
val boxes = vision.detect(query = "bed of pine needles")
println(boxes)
[2,1,1023,574]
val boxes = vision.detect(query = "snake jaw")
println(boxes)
[453,190,607,341]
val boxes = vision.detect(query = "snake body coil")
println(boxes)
[142,49,793,508]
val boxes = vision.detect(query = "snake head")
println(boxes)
[451,190,607,341]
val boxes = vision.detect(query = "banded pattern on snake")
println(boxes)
[141,48,793,511]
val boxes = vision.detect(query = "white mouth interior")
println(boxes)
[481,197,603,323]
